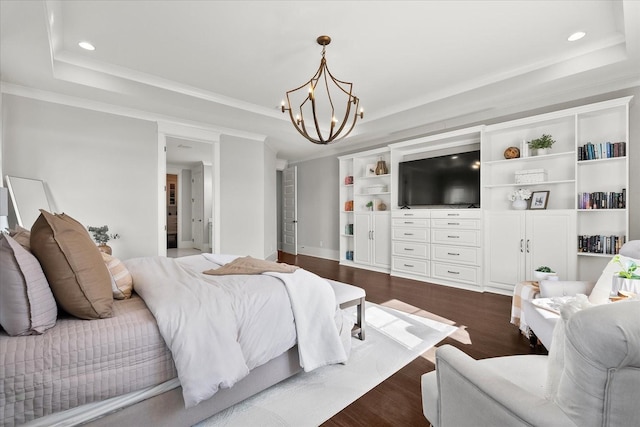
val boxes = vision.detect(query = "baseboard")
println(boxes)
[297,245,339,261]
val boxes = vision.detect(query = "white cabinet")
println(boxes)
[391,209,430,278]
[430,209,482,290]
[354,212,391,270]
[484,210,576,295]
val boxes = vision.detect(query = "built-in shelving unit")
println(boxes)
[338,147,391,271]
[336,96,631,295]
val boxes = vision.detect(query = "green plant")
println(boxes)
[535,266,554,273]
[528,134,556,149]
[87,225,120,244]
[365,201,373,209]
[612,255,640,279]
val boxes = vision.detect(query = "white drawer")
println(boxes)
[431,262,479,284]
[393,227,429,242]
[392,210,430,219]
[431,229,479,246]
[431,209,481,219]
[431,218,480,230]
[392,218,429,228]
[393,257,429,275]
[393,241,429,258]
[431,244,480,265]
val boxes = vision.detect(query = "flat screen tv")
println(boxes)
[398,150,480,208]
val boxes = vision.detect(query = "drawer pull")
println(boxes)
[447,235,460,239]
[404,264,414,268]
[447,252,460,256]
[447,222,460,225]
[404,221,414,224]
[404,233,414,236]
[447,270,460,275]
[404,248,415,251]
[447,213,460,216]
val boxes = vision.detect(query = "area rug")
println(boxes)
[195,302,457,427]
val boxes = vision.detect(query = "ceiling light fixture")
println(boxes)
[281,35,363,145]
[78,41,95,51]
[568,31,586,42]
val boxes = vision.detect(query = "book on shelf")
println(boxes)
[578,234,626,254]
[578,141,626,161]
[577,189,626,209]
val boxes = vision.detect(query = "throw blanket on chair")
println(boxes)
[510,281,540,335]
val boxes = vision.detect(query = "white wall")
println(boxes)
[291,155,340,260]
[219,134,276,259]
[2,95,159,259]
[263,144,277,260]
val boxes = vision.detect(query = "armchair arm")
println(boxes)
[539,280,595,298]
[435,345,576,427]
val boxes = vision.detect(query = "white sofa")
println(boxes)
[421,300,640,427]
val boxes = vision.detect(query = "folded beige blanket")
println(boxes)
[203,256,299,275]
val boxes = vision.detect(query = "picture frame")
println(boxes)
[365,163,377,177]
[529,190,550,210]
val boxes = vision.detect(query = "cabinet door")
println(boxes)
[372,212,391,268]
[526,211,576,281]
[354,212,372,265]
[484,211,526,291]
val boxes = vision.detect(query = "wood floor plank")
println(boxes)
[278,252,544,426]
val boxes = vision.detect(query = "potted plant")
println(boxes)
[527,134,555,156]
[611,255,640,295]
[365,201,373,211]
[534,266,557,281]
[87,225,120,255]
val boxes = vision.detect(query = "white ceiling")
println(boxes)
[1,1,639,163]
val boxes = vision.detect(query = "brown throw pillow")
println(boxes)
[9,226,31,251]
[0,234,57,336]
[30,210,113,319]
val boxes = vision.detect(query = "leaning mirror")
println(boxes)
[5,176,52,229]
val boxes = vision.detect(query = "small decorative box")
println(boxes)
[515,169,547,184]
[365,184,388,194]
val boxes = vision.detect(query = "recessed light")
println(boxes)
[78,41,95,51]
[568,31,586,42]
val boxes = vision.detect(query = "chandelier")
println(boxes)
[281,35,363,145]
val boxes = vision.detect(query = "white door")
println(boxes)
[192,164,204,250]
[282,166,297,255]
[372,212,391,268]
[526,211,576,281]
[485,211,526,290]
[354,212,372,265]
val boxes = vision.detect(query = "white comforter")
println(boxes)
[124,255,350,408]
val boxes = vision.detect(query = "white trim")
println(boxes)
[157,131,167,256]
[0,82,267,142]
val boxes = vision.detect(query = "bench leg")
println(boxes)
[355,297,365,340]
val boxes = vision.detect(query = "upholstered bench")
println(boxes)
[328,280,366,340]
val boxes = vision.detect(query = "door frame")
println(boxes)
[157,122,221,256]
[281,165,298,255]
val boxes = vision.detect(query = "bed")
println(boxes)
[0,214,355,427]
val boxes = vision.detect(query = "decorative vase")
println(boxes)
[535,148,548,156]
[611,276,640,295]
[375,157,388,175]
[97,243,112,255]
[512,199,528,210]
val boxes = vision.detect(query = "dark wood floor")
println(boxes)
[277,252,543,427]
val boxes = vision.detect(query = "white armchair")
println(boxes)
[422,300,640,427]
[524,240,640,349]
